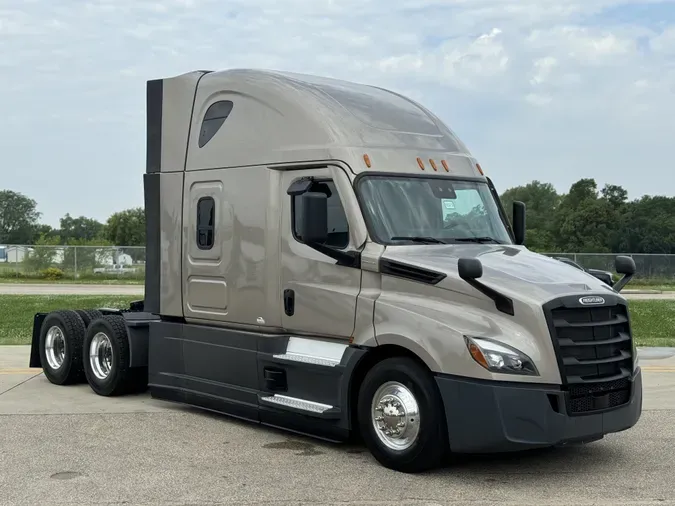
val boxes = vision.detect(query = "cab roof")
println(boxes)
[151,68,478,175]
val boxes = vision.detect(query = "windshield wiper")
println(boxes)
[453,236,502,244]
[390,236,446,244]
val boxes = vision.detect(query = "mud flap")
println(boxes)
[29,312,48,368]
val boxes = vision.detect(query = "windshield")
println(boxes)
[356,175,513,245]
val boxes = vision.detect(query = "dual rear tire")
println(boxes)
[82,315,147,396]
[39,310,88,385]
[38,310,147,396]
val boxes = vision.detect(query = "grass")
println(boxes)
[629,300,675,348]
[0,295,673,348]
[0,295,140,345]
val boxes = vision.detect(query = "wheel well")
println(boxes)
[347,344,433,436]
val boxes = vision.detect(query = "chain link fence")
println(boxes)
[0,245,673,285]
[0,245,145,281]
[541,253,674,285]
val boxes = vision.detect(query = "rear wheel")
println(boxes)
[75,309,103,329]
[38,310,86,385]
[83,315,147,396]
[357,357,449,473]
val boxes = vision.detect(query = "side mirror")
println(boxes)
[616,255,636,276]
[298,192,328,244]
[458,258,483,280]
[512,201,526,245]
[612,255,636,292]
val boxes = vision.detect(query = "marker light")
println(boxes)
[416,157,425,170]
[363,154,371,168]
[476,163,484,175]
[429,159,438,171]
[441,160,449,172]
[464,336,539,376]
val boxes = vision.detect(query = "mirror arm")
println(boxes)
[458,258,514,316]
[613,272,634,293]
[306,242,361,268]
[463,278,515,316]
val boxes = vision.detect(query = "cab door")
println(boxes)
[279,165,363,339]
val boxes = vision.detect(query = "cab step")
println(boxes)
[259,393,341,419]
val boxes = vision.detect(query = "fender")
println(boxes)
[120,311,161,367]
[363,334,442,372]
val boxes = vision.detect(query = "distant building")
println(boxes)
[5,246,32,263]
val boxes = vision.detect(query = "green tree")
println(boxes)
[33,224,57,239]
[600,184,628,209]
[598,183,629,251]
[622,196,675,254]
[0,190,41,244]
[499,180,561,251]
[62,237,114,273]
[23,234,62,273]
[104,208,145,246]
[552,179,623,253]
[58,214,105,244]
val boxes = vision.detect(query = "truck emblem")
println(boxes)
[579,296,605,305]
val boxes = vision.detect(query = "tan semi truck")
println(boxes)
[29,69,642,473]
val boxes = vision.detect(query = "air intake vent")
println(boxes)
[379,259,446,285]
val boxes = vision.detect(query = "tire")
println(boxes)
[82,315,147,396]
[38,310,87,385]
[357,357,449,473]
[75,309,103,329]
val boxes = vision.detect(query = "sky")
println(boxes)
[1,0,674,228]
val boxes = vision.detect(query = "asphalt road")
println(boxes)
[0,283,144,295]
[1,346,674,505]
[1,283,674,299]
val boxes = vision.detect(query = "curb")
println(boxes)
[637,347,675,360]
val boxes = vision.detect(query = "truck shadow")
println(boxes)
[171,401,623,479]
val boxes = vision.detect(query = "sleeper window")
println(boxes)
[293,180,349,249]
[196,197,215,249]
[199,100,233,148]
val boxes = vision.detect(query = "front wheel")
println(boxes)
[357,357,449,473]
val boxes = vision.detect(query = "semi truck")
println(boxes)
[28,68,642,473]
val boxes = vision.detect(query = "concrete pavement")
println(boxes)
[0,283,144,295]
[1,345,675,505]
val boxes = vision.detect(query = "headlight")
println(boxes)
[464,336,539,376]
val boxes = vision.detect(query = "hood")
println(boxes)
[381,243,620,305]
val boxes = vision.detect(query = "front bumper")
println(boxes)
[435,367,643,454]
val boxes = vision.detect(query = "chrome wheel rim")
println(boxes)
[371,381,420,451]
[90,332,113,380]
[45,326,66,370]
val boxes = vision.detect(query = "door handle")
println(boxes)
[283,289,295,316]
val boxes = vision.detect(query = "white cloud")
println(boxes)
[650,26,675,54]
[0,0,674,226]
